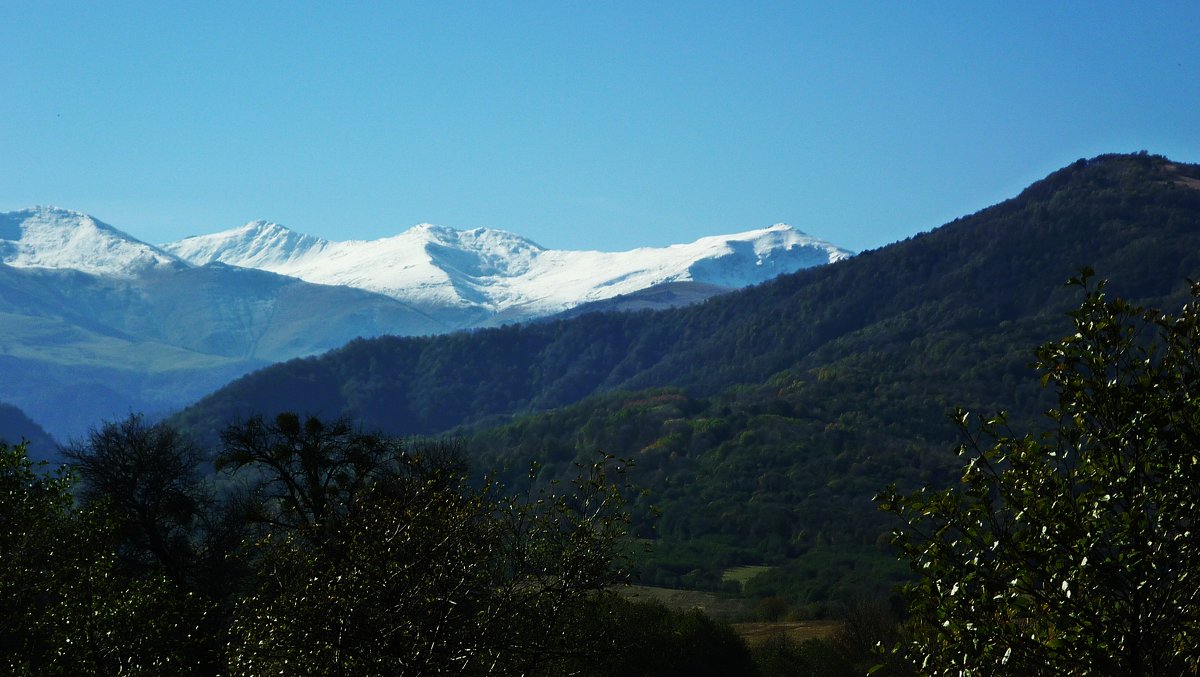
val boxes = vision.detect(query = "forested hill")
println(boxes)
[171,153,1200,444]
[461,153,1200,600]
[0,402,58,461]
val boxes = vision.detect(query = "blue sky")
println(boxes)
[2,2,1197,253]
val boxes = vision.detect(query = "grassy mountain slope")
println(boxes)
[0,260,445,439]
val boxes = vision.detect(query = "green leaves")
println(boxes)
[0,442,207,675]
[5,416,635,673]
[222,422,633,675]
[880,275,1200,674]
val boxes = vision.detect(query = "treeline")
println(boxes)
[2,414,909,675]
[3,414,638,674]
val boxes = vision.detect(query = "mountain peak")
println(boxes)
[408,222,456,236]
[1015,152,1200,205]
[163,219,849,320]
[0,207,181,277]
[22,204,90,219]
[241,219,289,232]
[165,220,329,268]
[402,222,547,251]
[2,205,852,327]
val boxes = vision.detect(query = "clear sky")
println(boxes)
[2,2,1197,253]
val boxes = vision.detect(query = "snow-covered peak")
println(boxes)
[406,222,544,251]
[402,223,545,278]
[679,224,852,287]
[2,205,853,327]
[683,223,848,257]
[0,206,181,277]
[166,221,552,302]
[167,219,851,322]
[164,220,330,268]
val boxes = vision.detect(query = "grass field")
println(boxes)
[618,584,754,621]
[721,564,773,587]
[617,583,846,646]
[731,620,843,645]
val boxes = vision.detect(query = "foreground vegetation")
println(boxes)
[2,414,641,674]
[0,426,894,675]
[2,410,901,675]
[881,274,1200,673]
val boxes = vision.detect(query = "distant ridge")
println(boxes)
[171,153,1200,442]
[0,208,848,439]
[541,281,735,320]
[163,221,851,325]
[0,401,58,463]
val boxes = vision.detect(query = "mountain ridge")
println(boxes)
[162,220,851,323]
[170,152,1200,440]
[0,206,183,277]
[167,152,1200,605]
[0,208,848,440]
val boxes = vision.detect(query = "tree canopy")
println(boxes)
[219,414,634,675]
[879,272,1200,674]
[0,441,204,674]
[7,414,638,674]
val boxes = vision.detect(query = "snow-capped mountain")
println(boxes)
[0,206,850,441]
[164,221,851,324]
[0,206,182,277]
[0,207,445,441]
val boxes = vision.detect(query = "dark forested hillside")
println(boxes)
[167,153,1200,609]
[173,153,1200,445]
[461,153,1200,605]
[0,402,57,461]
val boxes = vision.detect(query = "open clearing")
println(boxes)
[721,564,773,586]
[731,620,843,645]
[618,584,755,621]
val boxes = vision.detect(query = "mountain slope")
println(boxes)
[164,222,851,326]
[0,209,453,438]
[1,207,846,439]
[168,154,1200,605]
[0,207,182,277]
[544,281,735,319]
[173,154,1200,441]
[470,153,1200,601]
[0,401,58,462]
[0,262,448,438]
